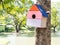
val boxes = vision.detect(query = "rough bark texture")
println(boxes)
[15,25,19,33]
[36,0,51,45]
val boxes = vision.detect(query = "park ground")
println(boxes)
[0,32,60,45]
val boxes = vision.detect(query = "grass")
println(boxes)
[18,30,35,37]
[0,33,8,37]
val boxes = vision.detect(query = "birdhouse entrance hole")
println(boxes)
[32,14,36,19]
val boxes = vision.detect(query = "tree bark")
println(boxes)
[15,25,19,33]
[36,0,51,45]
[53,26,56,33]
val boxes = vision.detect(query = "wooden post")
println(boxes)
[36,0,51,45]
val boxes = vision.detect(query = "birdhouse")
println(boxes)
[26,4,48,28]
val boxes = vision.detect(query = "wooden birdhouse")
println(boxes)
[26,4,48,28]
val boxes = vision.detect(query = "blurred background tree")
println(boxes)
[51,7,58,32]
[0,0,33,32]
[51,2,60,32]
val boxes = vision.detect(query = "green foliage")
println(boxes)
[51,2,60,32]
[5,26,14,32]
[0,25,5,32]
[51,7,58,27]
[0,0,33,32]
[0,16,5,24]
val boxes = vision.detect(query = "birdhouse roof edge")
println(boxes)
[35,4,48,18]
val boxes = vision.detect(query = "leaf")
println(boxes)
[0,4,3,10]
[4,0,14,4]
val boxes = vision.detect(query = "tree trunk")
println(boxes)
[15,25,19,33]
[36,0,51,45]
[53,26,56,33]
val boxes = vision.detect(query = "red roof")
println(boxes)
[29,5,39,11]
